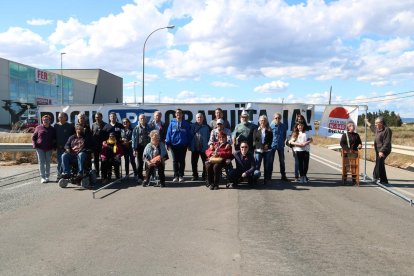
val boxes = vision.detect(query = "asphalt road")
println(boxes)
[1,146,414,275]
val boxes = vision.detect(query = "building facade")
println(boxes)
[0,57,122,125]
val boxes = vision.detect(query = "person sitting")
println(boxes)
[100,132,123,183]
[205,131,233,190]
[61,124,93,180]
[143,130,168,187]
[229,141,261,187]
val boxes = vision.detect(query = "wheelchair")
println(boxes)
[58,152,97,189]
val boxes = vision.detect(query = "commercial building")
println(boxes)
[0,57,122,125]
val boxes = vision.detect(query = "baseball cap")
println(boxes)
[241,110,249,117]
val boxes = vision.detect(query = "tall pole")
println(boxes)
[60,52,66,105]
[134,81,137,104]
[142,25,175,104]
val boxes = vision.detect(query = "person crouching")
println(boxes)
[143,130,168,187]
[205,131,233,190]
[100,132,123,183]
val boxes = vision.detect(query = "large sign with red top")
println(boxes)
[35,69,59,86]
[319,106,359,138]
[38,103,315,132]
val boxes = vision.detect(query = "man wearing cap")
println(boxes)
[232,110,256,151]
[208,118,232,148]
[270,112,289,181]
[209,107,231,131]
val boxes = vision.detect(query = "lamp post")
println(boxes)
[60,52,66,105]
[142,25,175,104]
[133,81,137,104]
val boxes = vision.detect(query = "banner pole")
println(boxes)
[363,105,368,181]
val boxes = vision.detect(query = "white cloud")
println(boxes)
[254,80,289,94]
[210,81,237,88]
[27,19,54,26]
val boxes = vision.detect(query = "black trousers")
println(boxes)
[101,159,120,179]
[145,162,166,183]
[135,144,145,179]
[373,150,388,183]
[93,149,101,176]
[170,145,187,177]
[206,161,224,185]
[191,150,207,178]
[123,148,137,176]
[296,151,310,177]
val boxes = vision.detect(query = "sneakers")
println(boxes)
[281,176,289,182]
[191,176,199,181]
[179,177,185,183]
[142,180,148,187]
[41,178,47,183]
[173,177,179,183]
[137,178,143,185]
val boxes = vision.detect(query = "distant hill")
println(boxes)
[402,118,414,123]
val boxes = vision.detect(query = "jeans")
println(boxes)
[36,149,52,179]
[56,148,64,176]
[62,152,87,175]
[254,151,273,180]
[271,148,286,177]
[170,145,187,177]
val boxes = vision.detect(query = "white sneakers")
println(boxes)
[179,177,185,183]
[173,177,179,183]
[299,176,308,184]
[173,177,185,183]
[41,178,49,183]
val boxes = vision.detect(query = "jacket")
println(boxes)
[340,131,362,151]
[132,124,151,149]
[253,127,273,151]
[100,141,123,161]
[370,125,392,155]
[165,119,193,147]
[205,142,233,160]
[270,122,287,150]
[32,124,56,151]
[148,120,167,141]
[64,133,94,154]
[54,122,75,151]
[232,150,256,176]
[190,123,210,152]
[143,142,168,162]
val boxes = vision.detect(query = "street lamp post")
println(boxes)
[134,81,137,104]
[60,52,66,105]
[142,25,175,104]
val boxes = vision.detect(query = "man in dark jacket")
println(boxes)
[366,116,392,184]
[229,141,261,186]
[61,124,94,178]
[54,112,75,179]
[91,112,107,177]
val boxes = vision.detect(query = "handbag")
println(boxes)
[209,156,223,164]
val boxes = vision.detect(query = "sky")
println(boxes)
[1,0,414,117]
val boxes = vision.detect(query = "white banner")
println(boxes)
[38,102,314,132]
[319,105,359,138]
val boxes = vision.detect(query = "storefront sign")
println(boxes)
[35,69,58,86]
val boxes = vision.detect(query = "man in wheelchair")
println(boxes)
[143,130,168,187]
[100,132,124,184]
[61,124,95,186]
[228,141,261,187]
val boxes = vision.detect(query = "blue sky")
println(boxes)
[1,0,414,117]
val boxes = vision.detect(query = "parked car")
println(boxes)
[24,118,38,129]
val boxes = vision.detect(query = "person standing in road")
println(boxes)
[166,108,193,183]
[232,110,256,151]
[270,112,288,182]
[54,112,75,180]
[290,122,312,184]
[121,118,138,178]
[365,117,392,184]
[102,112,123,141]
[190,113,210,181]
[340,121,362,185]
[209,107,231,130]
[132,114,151,183]
[91,112,107,177]
[148,111,167,142]
[32,114,56,183]
[253,115,273,184]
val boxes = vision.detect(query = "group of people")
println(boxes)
[31,106,391,189]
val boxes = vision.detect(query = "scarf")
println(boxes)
[107,137,117,153]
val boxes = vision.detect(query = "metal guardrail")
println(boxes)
[0,143,35,152]
[327,142,414,157]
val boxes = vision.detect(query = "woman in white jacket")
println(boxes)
[290,123,312,184]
